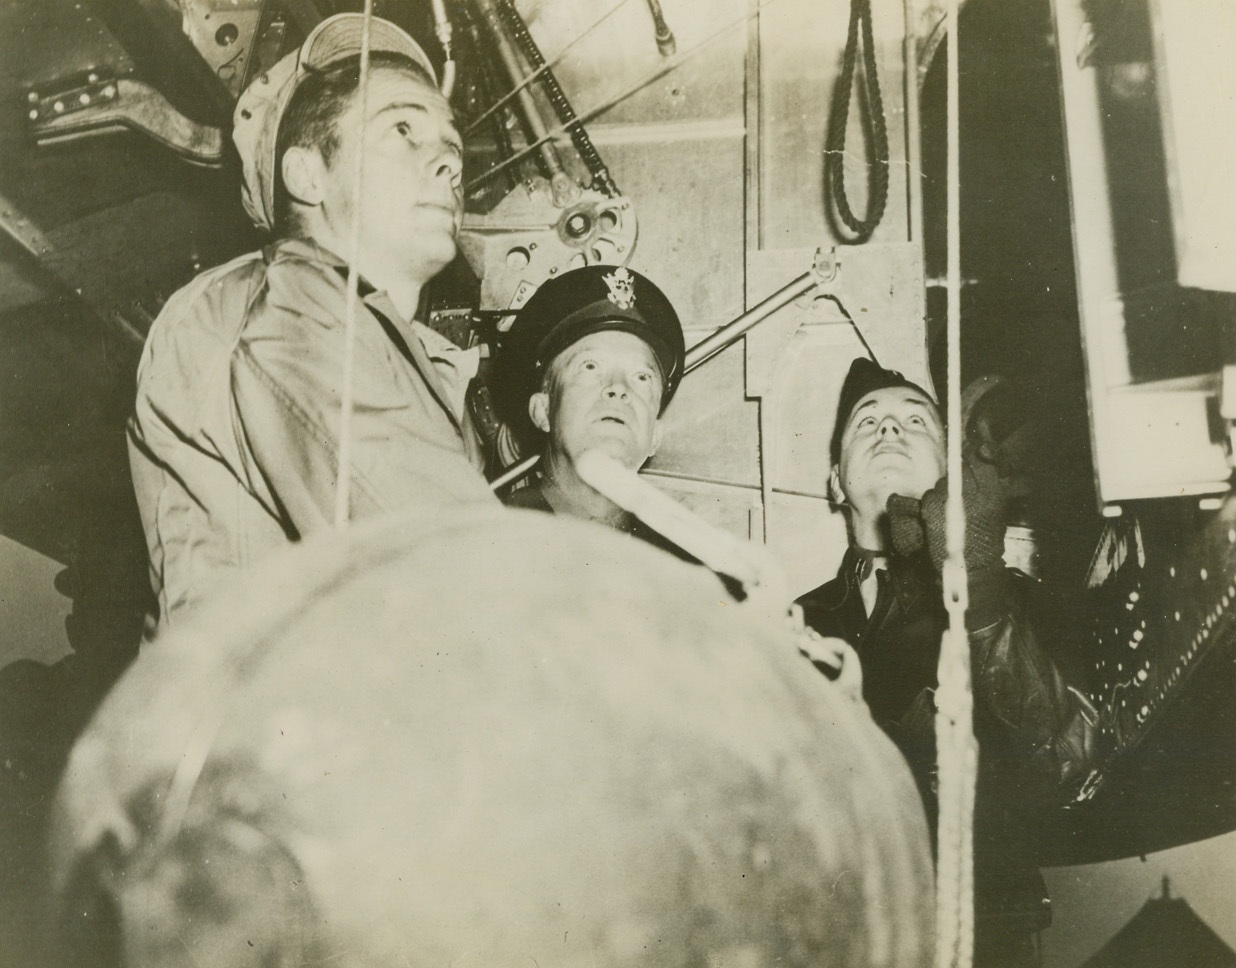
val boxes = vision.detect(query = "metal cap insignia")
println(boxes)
[603,266,636,310]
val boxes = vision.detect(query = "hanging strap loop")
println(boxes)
[826,0,890,243]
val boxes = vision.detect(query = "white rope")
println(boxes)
[333,1,377,529]
[934,0,978,963]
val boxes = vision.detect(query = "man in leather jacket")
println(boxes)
[796,357,1097,968]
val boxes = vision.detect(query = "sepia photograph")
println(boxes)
[1,0,1234,965]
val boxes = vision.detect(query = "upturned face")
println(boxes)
[319,65,463,282]
[531,330,665,471]
[837,386,945,517]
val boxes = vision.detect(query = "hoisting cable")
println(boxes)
[472,0,577,205]
[825,0,890,243]
[333,0,378,528]
[934,0,978,963]
[463,0,640,137]
[495,0,619,197]
[465,0,783,194]
[457,2,521,192]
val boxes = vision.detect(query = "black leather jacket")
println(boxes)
[797,548,1097,936]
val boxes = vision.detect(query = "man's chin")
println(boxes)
[406,204,459,237]
[408,235,458,278]
[868,450,912,468]
[574,437,645,472]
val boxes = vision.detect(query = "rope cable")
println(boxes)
[333,1,377,529]
[934,0,977,963]
[825,0,890,242]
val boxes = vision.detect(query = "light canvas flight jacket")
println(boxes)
[128,237,496,633]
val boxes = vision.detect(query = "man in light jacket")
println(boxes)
[128,14,497,633]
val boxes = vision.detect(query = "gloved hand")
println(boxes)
[886,373,1018,573]
[886,456,1009,628]
[885,459,1005,569]
[964,373,1036,512]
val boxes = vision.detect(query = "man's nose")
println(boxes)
[431,142,463,183]
[878,416,902,436]
[603,377,631,399]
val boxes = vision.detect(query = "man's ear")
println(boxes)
[281,146,327,208]
[827,466,847,505]
[528,392,551,434]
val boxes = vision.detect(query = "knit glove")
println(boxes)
[887,371,1018,554]
[886,456,1009,629]
[965,374,1035,506]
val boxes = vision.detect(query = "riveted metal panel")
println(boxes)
[43,190,258,336]
[3,1,133,93]
[516,0,747,127]
[650,331,759,486]
[601,129,747,333]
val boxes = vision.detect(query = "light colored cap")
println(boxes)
[233,13,437,232]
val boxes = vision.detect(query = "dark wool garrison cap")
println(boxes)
[830,356,938,464]
[494,265,686,425]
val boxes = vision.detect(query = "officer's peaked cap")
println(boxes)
[497,265,685,422]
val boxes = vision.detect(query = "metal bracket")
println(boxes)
[25,73,225,165]
[173,0,265,98]
[744,251,839,399]
[458,181,638,312]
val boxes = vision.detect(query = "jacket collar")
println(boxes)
[267,235,353,273]
[819,545,935,617]
[264,236,464,433]
[267,236,390,306]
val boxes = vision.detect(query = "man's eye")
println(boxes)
[395,121,411,137]
[858,416,876,429]
[581,360,598,371]
[907,415,924,426]
[634,371,652,383]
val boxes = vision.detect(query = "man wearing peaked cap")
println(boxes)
[494,265,687,550]
[796,355,1099,967]
[127,13,497,635]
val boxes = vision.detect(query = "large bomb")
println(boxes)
[50,508,933,967]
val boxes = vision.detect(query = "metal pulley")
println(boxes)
[453,0,637,313]
[458,184,638,312]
